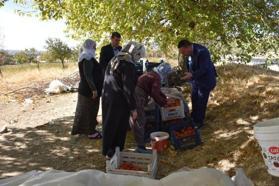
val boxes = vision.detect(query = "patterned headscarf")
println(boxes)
[120,41,146,63]
[110,41,146,73]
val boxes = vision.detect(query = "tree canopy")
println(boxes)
[24,48,38,63]
[0,50,12,65]
[45,38,72,68]
[13,51,29,64]
[12,48,38,64]
[11,0,279,62]
[0,0,8,7]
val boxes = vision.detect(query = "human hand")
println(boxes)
[131,110,138,121]
[92,91,98,99]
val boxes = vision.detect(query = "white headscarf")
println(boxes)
[78,39,96,62]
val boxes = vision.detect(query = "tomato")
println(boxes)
[174,127,195,139]
[166,98,181,107]
[119,163,143,171]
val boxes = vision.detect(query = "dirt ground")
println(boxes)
[0,64,278,185]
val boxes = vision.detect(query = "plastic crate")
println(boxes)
[160,98,185,121]
[106,147,158,178]
[144,102,161,142]
[168,119,201,150]
[145,103,161,123]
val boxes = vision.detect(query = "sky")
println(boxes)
[0,1,78,51]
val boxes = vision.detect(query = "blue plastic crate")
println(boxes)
[167,119,202,150]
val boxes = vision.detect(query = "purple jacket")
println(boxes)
[137,71,167,106]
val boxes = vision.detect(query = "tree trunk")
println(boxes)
[61,59,65,69]
[36,61,40,70]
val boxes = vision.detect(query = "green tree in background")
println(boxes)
[40,51,55,63]
[69,46,80,62]
[0,50,12,65]
[24,48,37,63]
[13,51,29,64]
[13,49,38,65]
[45,38,72,68]
[14,0,278,62]
[24,48,39,69]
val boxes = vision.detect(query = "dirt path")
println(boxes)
[0,92,105,178]
[0,91,103,130]
[0,93,78,129]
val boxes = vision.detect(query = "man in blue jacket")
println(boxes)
[178,39,217,128]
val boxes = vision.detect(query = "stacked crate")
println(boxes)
[160,96,185,122]
[143,88,201,150]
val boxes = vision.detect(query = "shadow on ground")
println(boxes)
[0,64,278,186]
[0,116,106,178]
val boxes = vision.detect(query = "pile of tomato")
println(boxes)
[174,127,195,139]
[119,162,143,171]
[165,98,181,107]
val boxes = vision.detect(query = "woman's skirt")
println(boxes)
[71,94,100,135]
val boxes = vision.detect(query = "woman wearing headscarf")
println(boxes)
[71,39,103,139]
[132,63,172,153]
[102,41,146,158]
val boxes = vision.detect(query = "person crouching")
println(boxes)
[132,63,173,153]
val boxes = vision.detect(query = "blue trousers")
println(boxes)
[191,84,211,125]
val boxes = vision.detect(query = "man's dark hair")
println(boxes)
[111,32,121,39]
[178,39,192,48]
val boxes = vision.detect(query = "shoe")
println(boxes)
[135,146,152,154]
[88,131,102,139]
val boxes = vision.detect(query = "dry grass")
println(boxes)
[0,63,78,102]
[1,63,77,85]
[159,64,279,185]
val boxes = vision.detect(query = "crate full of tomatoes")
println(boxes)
[160,96,185,121]
[168,119,201,150]
[106,147,158,178]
